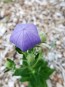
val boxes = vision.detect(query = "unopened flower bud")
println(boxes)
[39,32,46,43]
[26,54,35,65]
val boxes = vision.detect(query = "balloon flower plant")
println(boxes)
[5,24,54,87]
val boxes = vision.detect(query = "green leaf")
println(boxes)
[5,59,15,70]
[15,47,28,58]
[22,55,28,66]
[22,59,28,66]
[13,67,31,77]
[33,57,54,80]
[39,65,54,80]
[15,47,23,54]
[5,45,54,87]
[20,76,30,82]
[29,74,47,87]
[35,53,39,60]
[28,83,32,87]
[42,80,48,87]
[35,60,48,72]
[32,53,45,68]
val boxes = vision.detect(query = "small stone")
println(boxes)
[35,0,48,5]
[56,53,62,59]
[0,23,6,37]
[63,9,65,17]
[47,80,52,87]
[0,9,5,18]
[47,52,55,61]
[60,2,65,7]
[21,85,25,87]
[24,1,33,5]
[8,81,15,87]
[0,16,4,20]
[56,83,63,87]
[0,39,2,44]
[0,66,5,72]
[49,0,57,4]
[63,52,65,57]
[13,18,17,23]
[56,41,61,45]
[4,11,11,17]
[63,21,65,26]
[5,78,8,84]
[50,65,54,69]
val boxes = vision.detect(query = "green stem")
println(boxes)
[32,57,40,68]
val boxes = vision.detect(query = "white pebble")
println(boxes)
[0,23,6,36]
[56,41,61,45]
[21,85,25,87]
[47,80,52,87]
[8,81,15,87]
[0,9,5,17]
[56,83,63,87]
[49,0,57,4]
[47,52,55,61]
[50,65,54,69]
[0,66,5,72]
[60,2,65,7]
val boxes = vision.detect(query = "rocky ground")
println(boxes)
[0,0,65,87]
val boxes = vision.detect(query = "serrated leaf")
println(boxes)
[33,58,54,80]
[39,66,54,80]
[20,76,30,82]
[13,67,31,77]
[29,74,47,87]
[34,59,48,70]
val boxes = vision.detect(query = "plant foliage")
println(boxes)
[5,46,54,87]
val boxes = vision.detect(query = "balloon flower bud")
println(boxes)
[39,31,46,43]
[26,54,35,65]
[10,24,41,52]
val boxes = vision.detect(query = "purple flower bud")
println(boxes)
[10,24,41,51]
